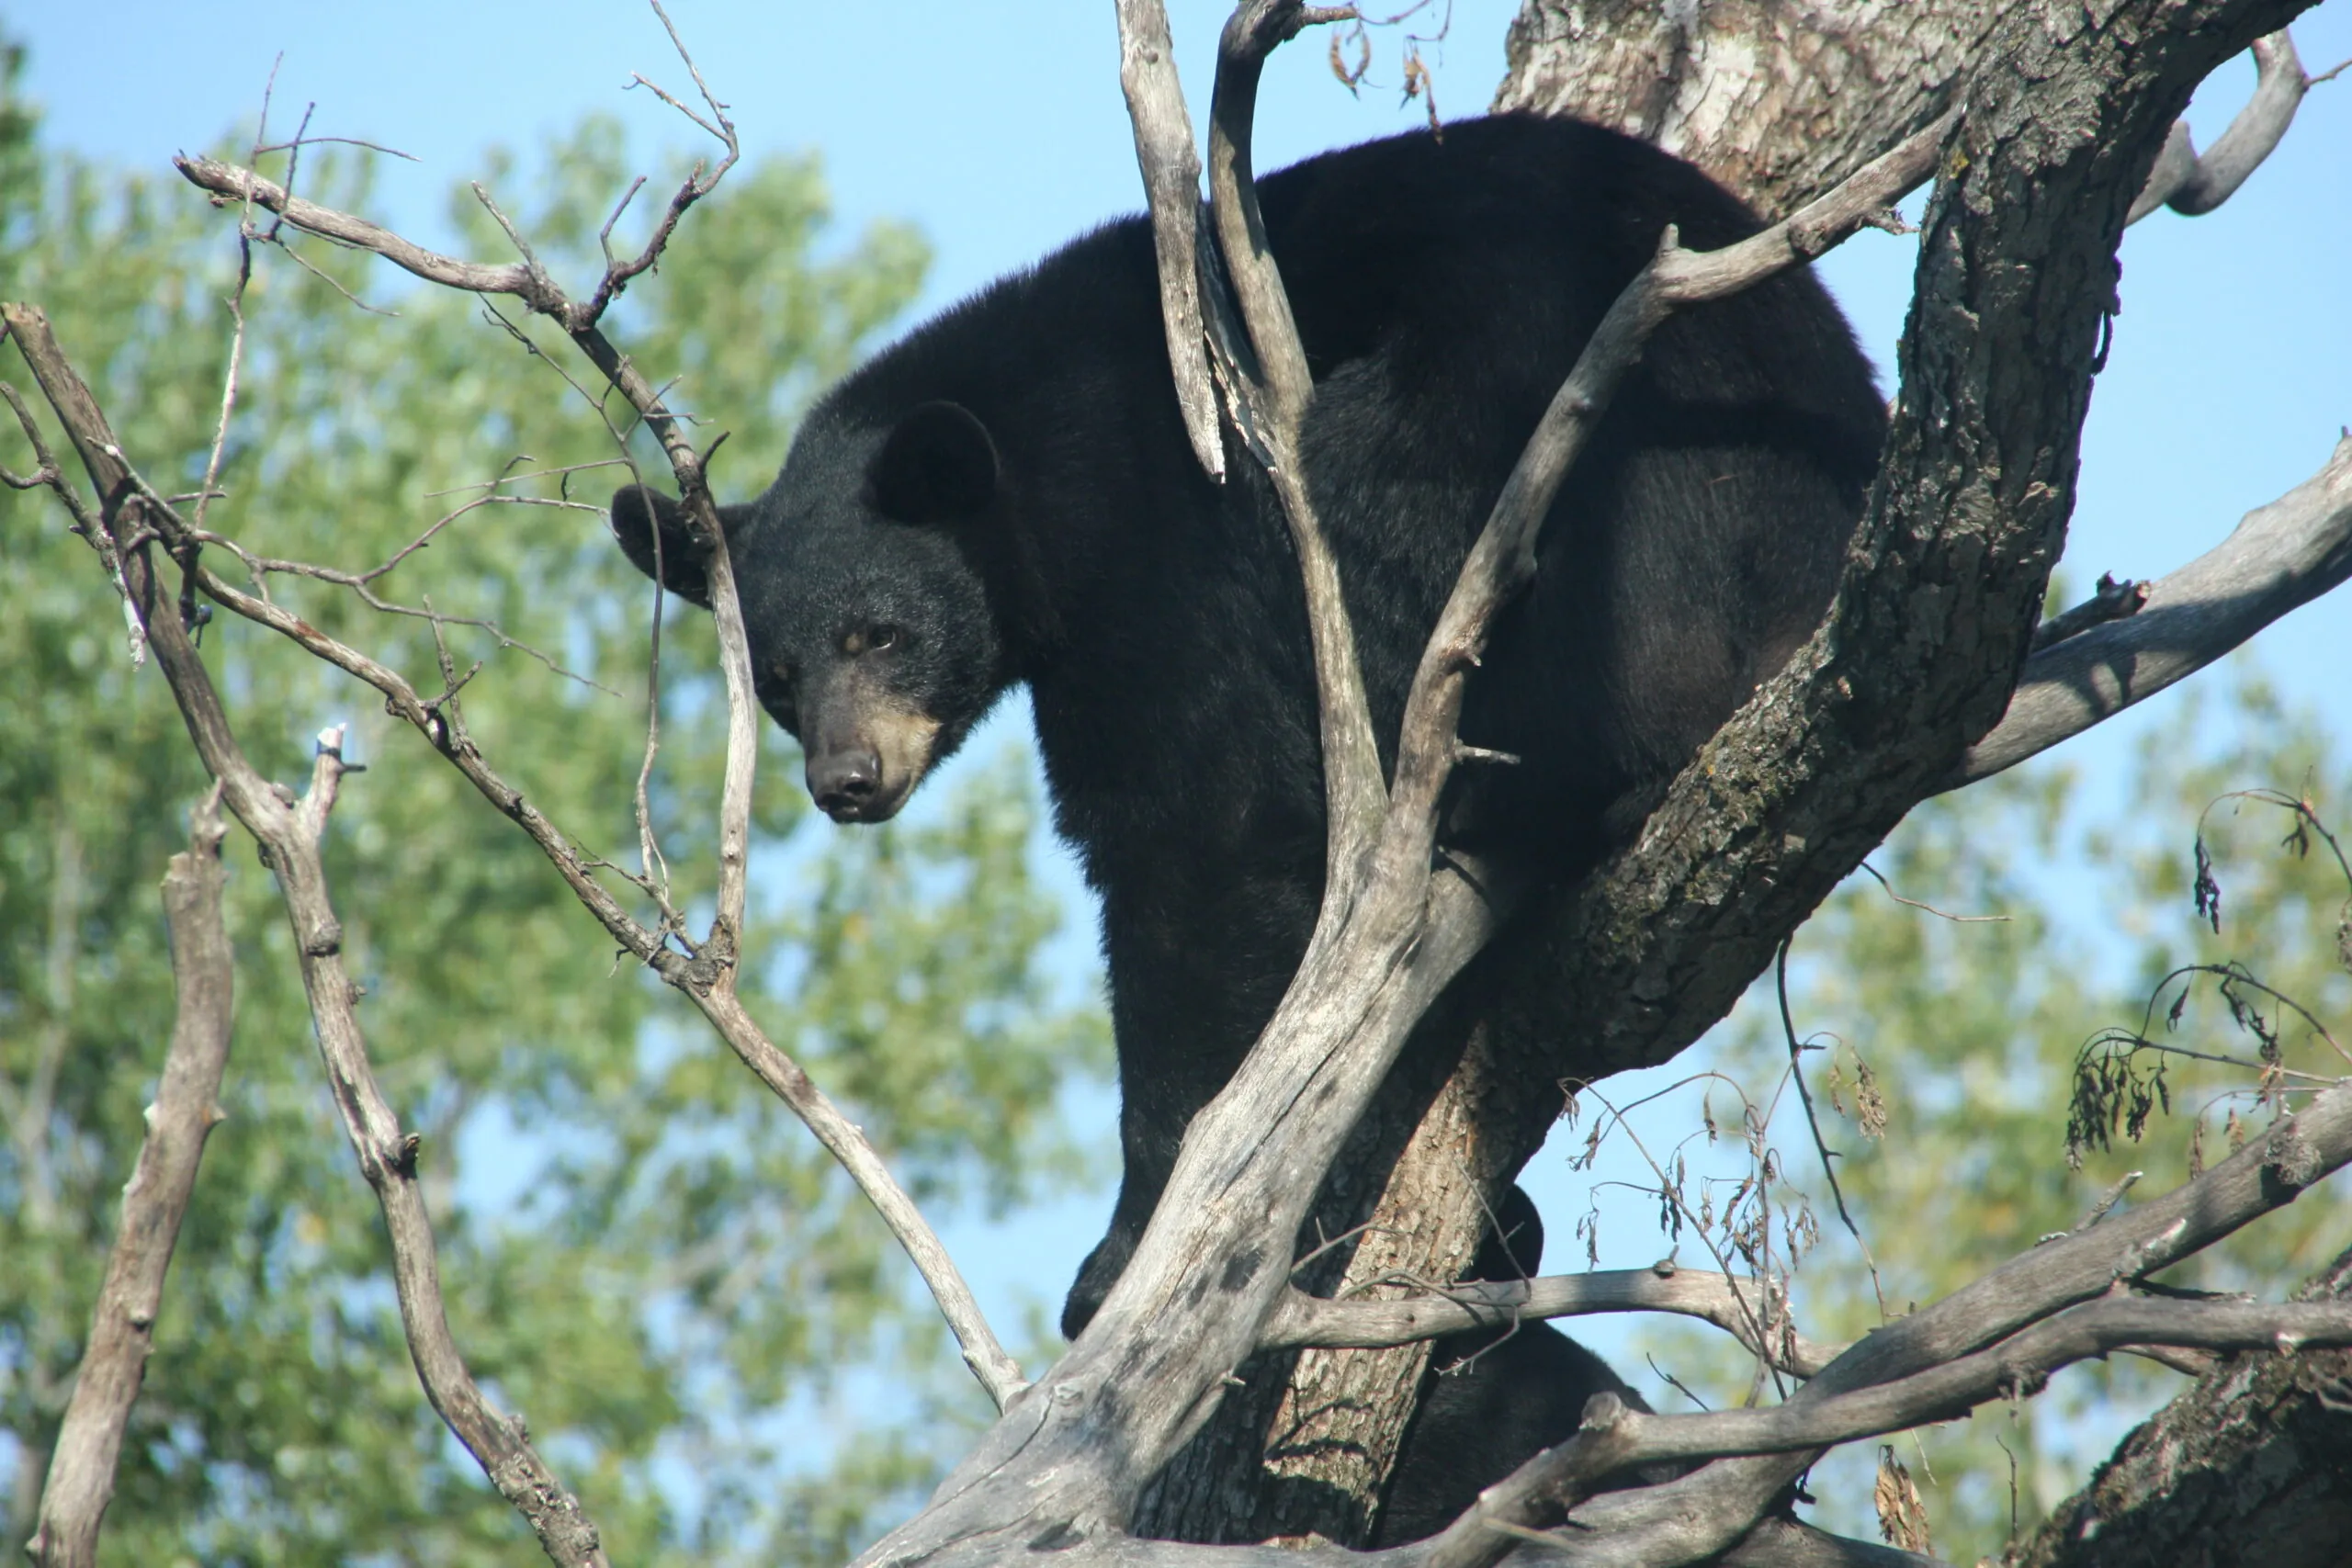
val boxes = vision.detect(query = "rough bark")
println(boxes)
[1200,0,2323,1544]
[1490,0,1999,216]
[2014,1244,2352,1568]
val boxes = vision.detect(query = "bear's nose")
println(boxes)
[809,749,883,819]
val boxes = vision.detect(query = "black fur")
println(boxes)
[615,112,1882,1534]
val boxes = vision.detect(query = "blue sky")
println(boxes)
[11,0,2351,1449]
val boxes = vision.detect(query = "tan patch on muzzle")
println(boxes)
[806,667,944,824]
[859,702,944,821]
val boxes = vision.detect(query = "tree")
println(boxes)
[0,47,1104,1568]
[6,2,2351,1565]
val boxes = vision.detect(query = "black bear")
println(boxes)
[614,111,1883,1531]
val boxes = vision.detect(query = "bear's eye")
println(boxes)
[842,626,899,657]
[763,658,795,687]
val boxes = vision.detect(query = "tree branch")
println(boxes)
[1114,0,1225,479]
[2128,28,2314,223]
[164,129,1031,1406]
[0,302,610,1568]
[25,791,235,1568]
[1261,1267,1839,1377]
[1953,431,2352,785]
[1203,0,1390,897]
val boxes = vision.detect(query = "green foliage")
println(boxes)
[1,72,1103,1567]
[1600,671,2351,1564]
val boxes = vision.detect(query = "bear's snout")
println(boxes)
[808,748,885,821]
[799,692,942,825]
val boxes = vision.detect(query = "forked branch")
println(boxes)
[160,62,1025,1405]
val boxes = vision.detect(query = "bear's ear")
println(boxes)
[610,486,753,609]
[865,400,1000,524]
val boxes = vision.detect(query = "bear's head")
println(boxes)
[611,400,1012,824]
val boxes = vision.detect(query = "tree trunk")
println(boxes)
[2014,1245,2352,1568]
[1132,0,2307,1547]
[1491,0,2003,217]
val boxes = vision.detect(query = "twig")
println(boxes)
[27,790,235,1568]
[1777,941,1888,1318]
[1857,862,2011,923]
[587,0,741,327]
[191,203,253,543]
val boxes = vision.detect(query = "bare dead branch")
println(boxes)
[1954,431,2352,785]
[2129,28,2313,223]
[164,118,1032,1405]
[1197,1,1391,892]
[1551,1076,2352,1568]
[1665,1296,2352,1461]
[26,791,235,1568]
[1261,1266,1840,1377]
[1114,0,1226,479]
[1434,1295,2352,1568]
[3,301,612,1568]
[0,365,141,663]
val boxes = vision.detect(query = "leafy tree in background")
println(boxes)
[0,41,1105,1566]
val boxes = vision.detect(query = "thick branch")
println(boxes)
[2,302,608,1568]
[1200,1,1391,897]
[25,792,234,1568]
[1552,1076,2352,1568]
[1954,431,2352,784]
[2015,1243,2352,1567]
[2129,29,2312,222]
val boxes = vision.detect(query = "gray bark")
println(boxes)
[2015,1244,2352,1568]
[24,794,234,1568]
[1194,0,2337,1545]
